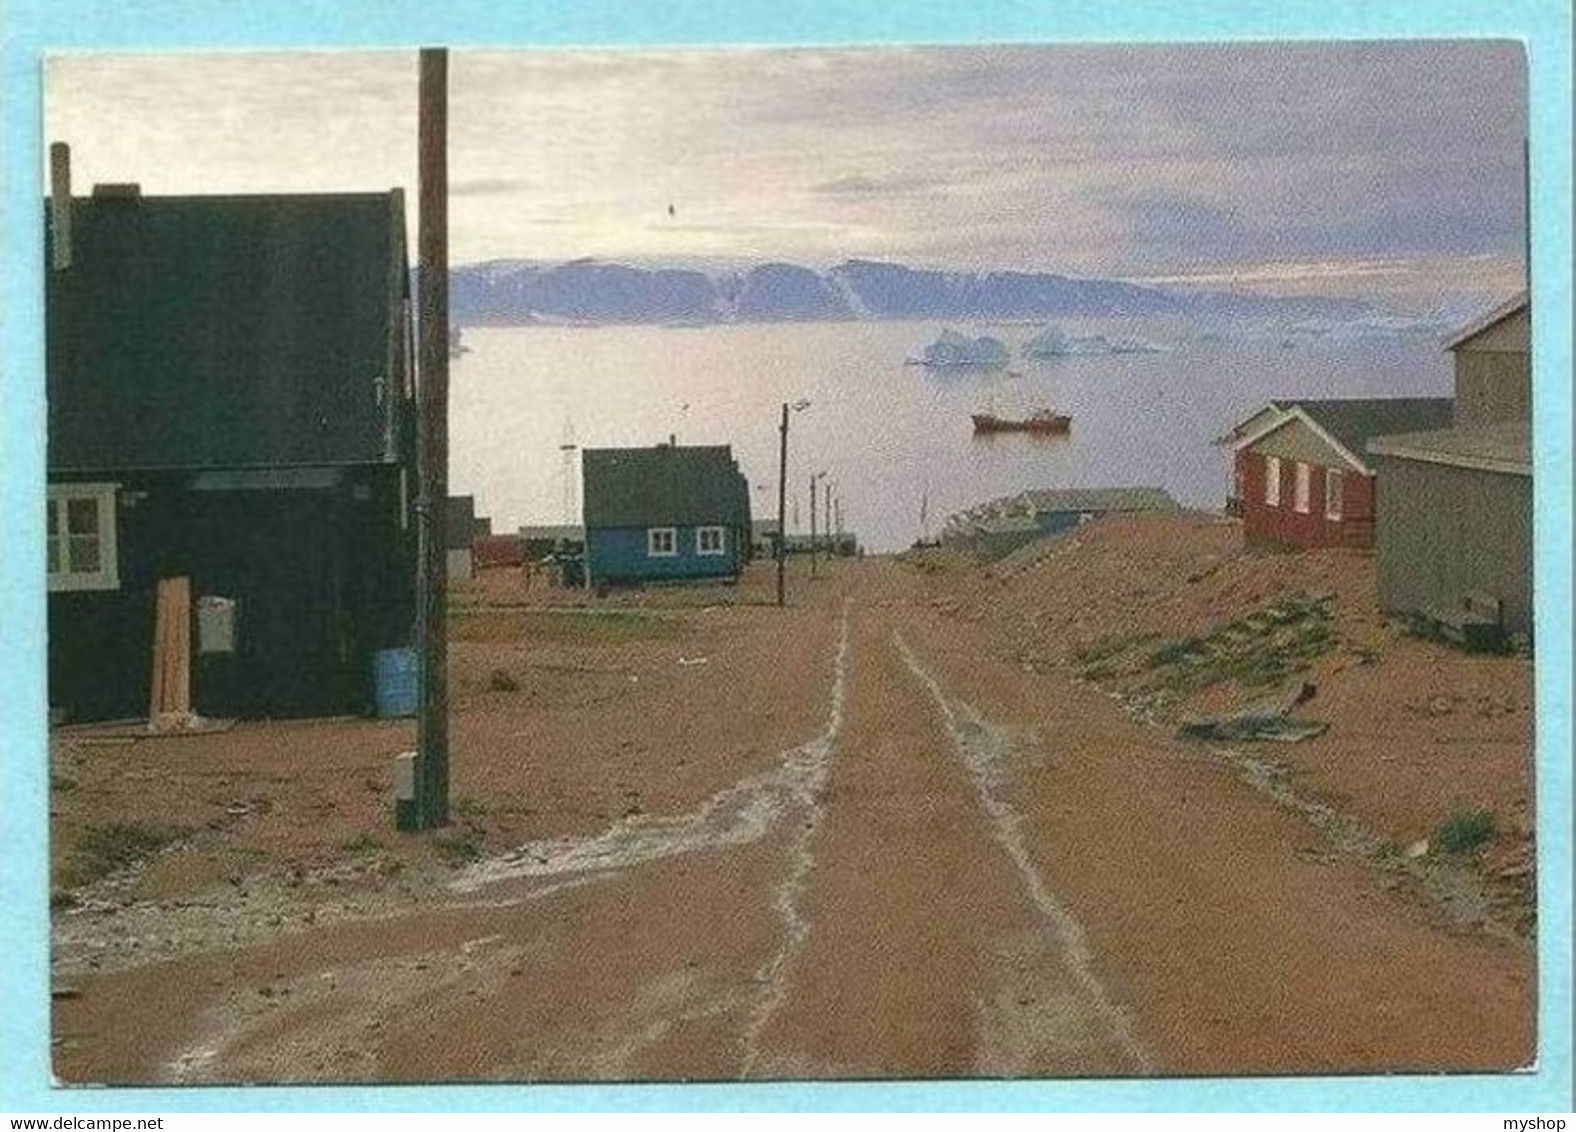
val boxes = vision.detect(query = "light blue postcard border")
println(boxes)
[2,0,1570,1114]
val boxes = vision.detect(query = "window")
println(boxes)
[1264,455,1281,507]
[696,526,726,556]
[47,484,119,591]
[1293,462,1311,514]
[1325,468,1344,520]
[647,527,677,557]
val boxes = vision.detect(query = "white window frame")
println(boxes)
[647,527,678,557]
[696,525,727,556]
[1264,455,1281,507]
[1324,468,1344,520]
[1293,461,1312,514]
[47,482,120,592]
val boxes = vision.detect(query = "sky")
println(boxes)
[44,42,1528,310]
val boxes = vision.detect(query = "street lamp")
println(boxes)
[775,399,812,607]
[810,469,829,578]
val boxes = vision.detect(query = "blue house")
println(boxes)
[582,443,751,586]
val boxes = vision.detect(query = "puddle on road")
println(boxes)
[454,608,852,897]
[894,632,1155,1074]
[455,604,854,1078]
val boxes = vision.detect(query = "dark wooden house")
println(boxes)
[581,444,750,586]
[46,181,417,721]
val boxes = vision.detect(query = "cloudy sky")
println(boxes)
[45,42,1526,309]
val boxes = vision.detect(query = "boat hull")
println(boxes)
[972,413,1071,435]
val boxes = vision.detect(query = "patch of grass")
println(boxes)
[452,795,491,819]
[338,832,385,855]
[450,608,685,646]
[1145,636,1210,669]
[59,822,191,889]
[50,888,79,910]
[1136,593,1341,696]
[432,830,484,865]
[50,773,78,793]
[1070,631,1159,669]
[1373,840,1402,862]
[1434,808,1496,855]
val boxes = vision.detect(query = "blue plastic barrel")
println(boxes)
[373,647,421,718]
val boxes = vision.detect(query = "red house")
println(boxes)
[1227,398,1453,550]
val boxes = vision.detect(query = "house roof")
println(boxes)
[1234,398,1455,474]
[445,495,476,549]
[1215,402,1284,446]
[974,515,1042,535]
[944,485,1178,538]
[1018,486,1180,515]
[1368,420,1532,477]
[582,445,750,528]
[1444,290,1529,351]
[47,191,409,473]
[519,524,584,541]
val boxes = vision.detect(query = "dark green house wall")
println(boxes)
[1372,455,1532,637]
[48,465,414,722]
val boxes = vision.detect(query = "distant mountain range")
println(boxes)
[449,257,1374,327]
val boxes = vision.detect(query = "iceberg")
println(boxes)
[1279,312,1457,346]
[908,328,1010,368]
[1022,326,1168,359]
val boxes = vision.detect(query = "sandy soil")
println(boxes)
[920,512,1536,931]
[49,535,1535,1083]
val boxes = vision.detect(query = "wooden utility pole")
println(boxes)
[824,480,834,561]
[776,403,788,607]
[809,475,818,578]
[414,47,450,830]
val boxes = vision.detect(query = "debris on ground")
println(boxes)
[1176,683,1327,743]
[487,668,520,692]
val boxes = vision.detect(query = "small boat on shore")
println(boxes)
[972,408,1072,435]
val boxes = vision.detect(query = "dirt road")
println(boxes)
[52,558,1533,1083]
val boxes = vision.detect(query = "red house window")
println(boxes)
[1325,468,1344,520]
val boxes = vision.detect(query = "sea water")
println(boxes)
[449,317,1452,553]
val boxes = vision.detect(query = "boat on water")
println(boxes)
[971,407,1071,435]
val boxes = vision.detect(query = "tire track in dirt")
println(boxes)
[739,604,851,1075]
[893,632,1154,1074]
[451,605,849,896]
[746,592,1145,1078]
[153,606,855,1084]
[888,562,1534,1075]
